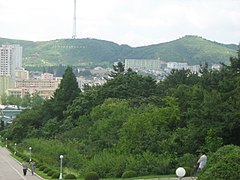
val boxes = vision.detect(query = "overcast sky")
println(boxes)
[0,0,240,47]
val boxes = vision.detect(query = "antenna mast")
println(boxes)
[72,0,77,39]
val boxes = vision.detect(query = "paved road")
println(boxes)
[0,147,43,180]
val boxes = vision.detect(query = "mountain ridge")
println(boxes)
[0,35,238,67]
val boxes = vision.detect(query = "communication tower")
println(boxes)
[72,0,77,39]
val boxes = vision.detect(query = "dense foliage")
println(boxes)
[1,47,240,178]
[198,145,240,180]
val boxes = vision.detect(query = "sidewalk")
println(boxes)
[0,147,43,180]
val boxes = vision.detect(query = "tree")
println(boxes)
[109,61,125,77]
[31,92,44,108]
[51,66,80,120]
[20,93,31,107]
[102,71,157,99]
[162,69,199,90]
[229,45,240,75]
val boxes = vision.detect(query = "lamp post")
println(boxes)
[5,138,7,148]
[0,135,1,143]
[29,147,32,162]
[14,143,17,154]
[176,167,186,180]
[59,155,63,179]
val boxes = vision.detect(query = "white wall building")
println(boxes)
[166,62,188,70]
[0,44,23,76]
[125,59,165,70]
[0,44,23,96]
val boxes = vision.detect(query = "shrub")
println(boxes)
[183,166,194,177]
[177,153,197,168]
[43,167,51,173]
[85,171,99,180]
[125,152,173,176]
[35,162,42,168]
[38,166,46,171]
[64,174,77,179]
[47,170,54,176]
[198,145,240,180]
[82,151,127,178]
[121,170,137,178]
[52,172,60,179]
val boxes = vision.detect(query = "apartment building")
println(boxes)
[0,44,23,76]
[0,44,23,96]
[0,75,13,96]
[125,59,166,71]
[7,73,61,99]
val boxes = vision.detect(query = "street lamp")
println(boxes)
[29,147,32,162]
[0,135,1,142]
[5,138,7,148]
[59,155,64,179]
[176,167,186,180]
[14,143,17,154]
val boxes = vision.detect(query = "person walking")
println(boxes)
[30,160,35,175]
[22,161,28,176]
[197,152,207,171]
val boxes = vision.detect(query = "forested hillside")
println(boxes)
[0,35,238,67]
[1,47,240,179]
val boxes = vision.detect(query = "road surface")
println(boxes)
[0,147,43,180]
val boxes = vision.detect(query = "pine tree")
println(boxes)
[51,66,80,120]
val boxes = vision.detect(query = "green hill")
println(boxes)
[0,35,238,67]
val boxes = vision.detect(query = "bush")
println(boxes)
[85,172,99,180]
[82,151,127,178]
[35,162,42,168]
[125,152,174,176]
[43,167,51,173]
[183,166,194,177]
[47,170,54,176]
[198,145,240,180]
[52,172,60,179]
[121,170,137,178]
[38,166,46,171]
[177,153,197,168]
[64,174,77,179]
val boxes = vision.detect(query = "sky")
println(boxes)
[0,0,240,47]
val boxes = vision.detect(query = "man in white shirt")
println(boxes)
[197,152,207,171]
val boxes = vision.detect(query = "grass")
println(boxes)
[6,146,177,180]
[100,174,176,180]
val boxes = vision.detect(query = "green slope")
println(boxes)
[128,35,237,65]
[0,35,238,67]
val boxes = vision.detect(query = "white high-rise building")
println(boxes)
[0,44,23,95]
[0,44,23,76]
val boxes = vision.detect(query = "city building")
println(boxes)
[7,73,61,99]
[16,69,29,80]
[0,75,13,96]
[0,44,23,96]
[166,62,188,70]
[0,105,22,124]
[125,59,166,71]
[0,44,23,76]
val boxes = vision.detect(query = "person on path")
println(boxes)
[22,161,28,176]
[30,160,35,175]
[197,152,207,171]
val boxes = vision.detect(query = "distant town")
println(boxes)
[0,44,221,100]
